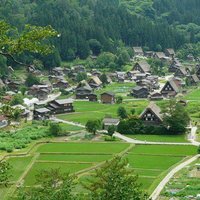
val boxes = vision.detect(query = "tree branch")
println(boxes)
[0,51,29,67]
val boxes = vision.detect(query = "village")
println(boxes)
[0,46,200,200]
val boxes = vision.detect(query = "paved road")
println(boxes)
[113,132,194,146]
[51,117,85,128]
[150,155,200,200]
[188,126,200,146]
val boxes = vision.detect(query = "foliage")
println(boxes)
[49,122,62,136]
[76,72,87,82]
[163,100,190,135]
[84,156,148,200]
[197,145,200,154]
[99,73,108,85]
[16,168,78,200]
[117,106,128,119]
[0,161,12,187]
[89,39,102,56]
[116,96,123,104]
[25,73,40,87]
[86,120,101,135]
[107,125,116,137]
[9,94,23,106]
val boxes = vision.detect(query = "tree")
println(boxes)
[20,86,27,96]
[10,94,23,106]
[107,125,116,137]
[116,96,123,104]
[0,161,12,187]
[89,39,102,55]
[16,169,78,200]
[76,72,87,82]
[163,101,190,135]
[198,145,200,154]
[130,108,136,115]
[99,73,108,85]
[117,106,128,119]
[49,122,61,136]
[84,156,148,200]
[25,73,40,87]
[86,120,101,135]
[0,20,57,67]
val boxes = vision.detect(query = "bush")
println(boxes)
[6,145,14,153]
[104,136,116,141]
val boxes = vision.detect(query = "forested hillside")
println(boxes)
[0,0,200,65]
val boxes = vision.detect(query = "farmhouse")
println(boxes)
[101,92,115,104]
[133,47,144,56]
[52,67,65,76]
[33,108,51,120]
[102,118,120,130]
[75,80,97,101]
[187,74,200,85]
[154,52,166,61]
[0,115,8,128]
[140,102,163,124]
[165,48,175,58]
[48,99,74,114]
[115,71,126,82]
[28,85,52,100]
[6,80,21,91]
[88,76,102,89]
[73,65,86,73]
[130,86,149,98]
[133,60,151,74]
[149,92,163,100]
[161,79,180,97]
[174,67,188,77]
[53,80,69,89]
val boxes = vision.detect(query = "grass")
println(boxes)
[126,134,188,143]
[57,100,148,125]
[38,154,112,162]
[59,123,84,131]
[95,82,136,98]
[24,162,93,186]
[184,88,200,101]
[36,142,129,154]
[7,156,33,182]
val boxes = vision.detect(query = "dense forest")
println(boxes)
[0,0,200,67]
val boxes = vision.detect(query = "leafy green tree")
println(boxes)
[163,101,190,135]
[20,86,27,96]
[25,73,40,87]
[99,73,108,85]
[89,39,102,55]
[76,72,87,82]
[116,96,123,104]
[107,125,116,137]
[10,94,23,106]
[198,145,200,154]
[0,20,57,67]
[84,156,148,200]
[16,169,77,200]
[86,120,101,135]
[130,108,136,115]
[49,122,61,136]
[0,161,12,187]
[117,106,128,119]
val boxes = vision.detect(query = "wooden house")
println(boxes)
[115,72,126,82]
[7,80,21,91]
[101,92,115,104]
[52,67,65,76]
[48,99,74,114]
[130,86,149,98]
[160,79,180,97]
[33,108,51,120]
[140,102,163,125]
[133,47,144,56]
[53,80,69,89]
[186,74,200,85]
[28,85,52,100]
[133,61,151,74]
[73,65,86,73]
[102,118,120,130]
[88,76,102,89]
[149,92,163,101]
[165,48,175,58]
[174,67,188,78]
[154,52,166,61]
